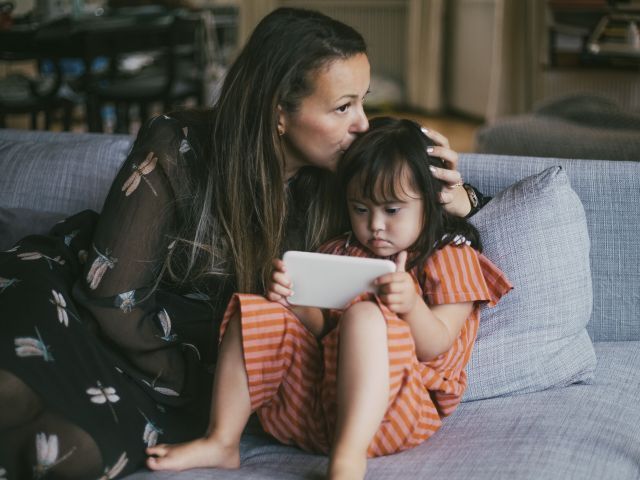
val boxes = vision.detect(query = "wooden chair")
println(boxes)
[0,28,74,130]
[84,10,207,133]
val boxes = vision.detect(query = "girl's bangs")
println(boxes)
[349,155,418,204]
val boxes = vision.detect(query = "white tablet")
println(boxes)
[282,251,396,309]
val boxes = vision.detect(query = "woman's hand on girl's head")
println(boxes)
[421,126,472,217]
[374,251,418,315]
[266,258,293,307]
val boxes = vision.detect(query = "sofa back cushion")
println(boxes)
[460,154,640,343]
[463,166,596,401]
[0,129,133,250]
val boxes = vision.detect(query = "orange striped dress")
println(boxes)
[220,235,512,457]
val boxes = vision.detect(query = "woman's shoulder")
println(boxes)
[134,109,213,157]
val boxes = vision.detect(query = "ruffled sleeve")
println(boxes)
[421,244,512,307]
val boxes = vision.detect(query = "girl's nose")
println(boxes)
[369,213,384,232]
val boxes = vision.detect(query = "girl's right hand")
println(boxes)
[266,258,294,306]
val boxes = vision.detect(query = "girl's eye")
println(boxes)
[351,205,367,214]
[337,103,350,113]
[385,207,400,215]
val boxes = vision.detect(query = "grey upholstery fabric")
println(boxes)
[475,94,640,161]
[0,129,132,251]
[126,342,640,480]
[464,166,596,401]
[459,154,640,343]
[0,129,132,214]
[0,207,67,250]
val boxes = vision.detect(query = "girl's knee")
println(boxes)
[342,301,385,327]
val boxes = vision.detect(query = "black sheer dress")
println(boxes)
[0,111,304,479]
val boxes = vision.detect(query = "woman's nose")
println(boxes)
[351,105,369,133]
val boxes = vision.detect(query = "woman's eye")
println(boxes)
[337,103,350,113]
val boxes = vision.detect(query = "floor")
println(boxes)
[3,108,483,153]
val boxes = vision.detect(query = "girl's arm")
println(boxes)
[267,258,329,338]
[376,251,474,362]
[401,297,473,362]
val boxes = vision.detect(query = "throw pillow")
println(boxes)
[463,166,596,401]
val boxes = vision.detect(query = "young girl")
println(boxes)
[146,117,512,479]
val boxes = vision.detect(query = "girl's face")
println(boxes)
[279,53,371,180]
[347,169,424,257]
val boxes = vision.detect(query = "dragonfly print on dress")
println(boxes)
[86,381,120,423]
[14,327,54,362]
[0,276,20,294]
[49,289,79,326]
[97,452,128,480]
[33,432,77,479]
[86,245,117,290]
[140,410,163,448]
[142,371,180,397]
[17,251,65,270]
[122,151,158,197]
[115,290,136,313]
[156,309,177,341]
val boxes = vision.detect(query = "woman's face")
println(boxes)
[279,53,371,179]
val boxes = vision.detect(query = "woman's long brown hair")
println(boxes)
[169,8,367,294]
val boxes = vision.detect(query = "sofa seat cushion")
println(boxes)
[124,342,640,480]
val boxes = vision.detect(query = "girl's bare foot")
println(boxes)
[146,436,240,471]
[327,455,367,480]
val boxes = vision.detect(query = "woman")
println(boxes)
[0,7,474,479]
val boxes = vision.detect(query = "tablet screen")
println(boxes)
[283,251,396,309]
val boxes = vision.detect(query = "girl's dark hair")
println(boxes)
[169,8,367,294]
[336,117,482,270]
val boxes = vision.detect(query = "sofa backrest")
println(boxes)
[0,129,637,343]
[0,129,133,215]
[460,154,640,343]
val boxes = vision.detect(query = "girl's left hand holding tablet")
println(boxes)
[266,258,293,306]
[374,251,419,315]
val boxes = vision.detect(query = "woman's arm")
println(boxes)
[73,115,191,393]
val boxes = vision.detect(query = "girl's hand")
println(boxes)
[421,127,472,217]
[375,251,418,315]
[266,258,293,307]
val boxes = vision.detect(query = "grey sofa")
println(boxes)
[1,127,639,480]
[475,94,640,162]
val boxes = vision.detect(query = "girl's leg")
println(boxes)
[146,312,251,471]
[329,302,389,480]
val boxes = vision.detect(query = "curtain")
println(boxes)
[485,0,547,122]
[406,0,446,112]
